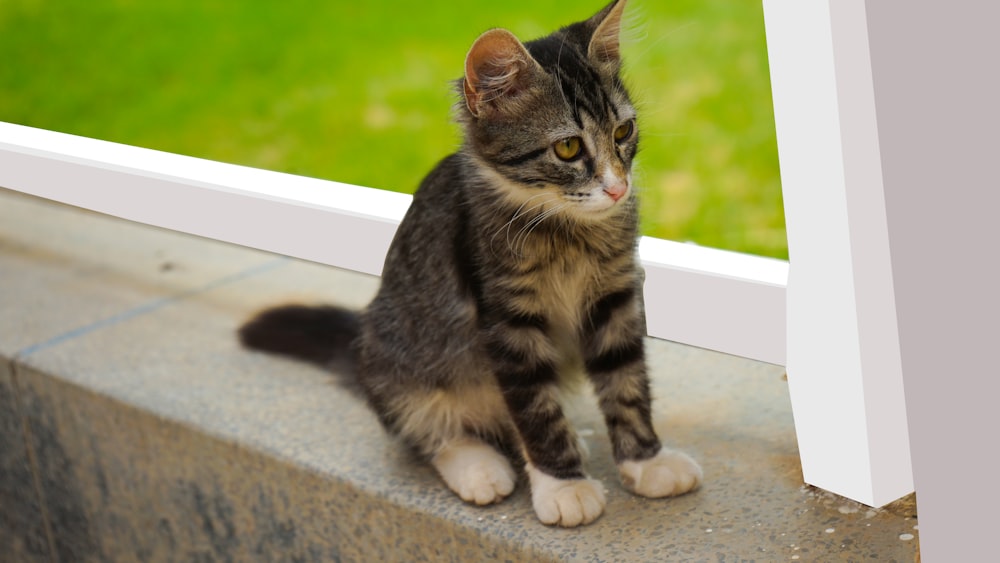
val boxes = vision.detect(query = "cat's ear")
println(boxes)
[463,29,539,118]
[587,0,627,67]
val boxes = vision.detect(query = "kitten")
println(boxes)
[239,0,702,527]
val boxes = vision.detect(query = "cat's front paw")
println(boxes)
[526,463,606,527]
[618,447,703,498]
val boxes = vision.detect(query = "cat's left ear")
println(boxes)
[463,29,541,118]
[587,0,627,68]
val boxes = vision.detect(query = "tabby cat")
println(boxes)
[239,0,702,527]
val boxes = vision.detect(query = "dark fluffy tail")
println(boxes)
[238,305,360,375]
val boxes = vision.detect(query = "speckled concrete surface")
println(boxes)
[0,362,52,562]
[0,188,279,358]
[0,188,920,562]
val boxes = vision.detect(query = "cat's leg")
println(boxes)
[583,287,703,498]
[486,320,606,527]
[431,435,517,506]
[502,381,607,527]
[374,385,518,506]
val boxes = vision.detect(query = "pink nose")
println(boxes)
[604,182,628,202]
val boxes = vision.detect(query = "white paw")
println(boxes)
[526,463,606,527]
[431,439,516,505]
[618,447,703,498]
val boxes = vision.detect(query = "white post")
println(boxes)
[762,0,913,506]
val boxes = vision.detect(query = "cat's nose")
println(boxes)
[603,182,628,202]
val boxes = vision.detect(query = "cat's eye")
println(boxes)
[553,136,583,161]
[614,120,635,143]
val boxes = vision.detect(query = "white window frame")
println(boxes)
[0,0,911,508]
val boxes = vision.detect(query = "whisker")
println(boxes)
[510,206,550,258]
[491,194,550,240]
[507,200,554,254]
[490,193,558,256]
[513,202,570,258]
[629,21,697,63]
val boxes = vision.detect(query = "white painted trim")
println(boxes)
[763,0,912,507]
[0,122,410,277]
[640,237,787,366]
[0,121,788,366]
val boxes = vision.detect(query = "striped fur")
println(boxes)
[239,0,701,527]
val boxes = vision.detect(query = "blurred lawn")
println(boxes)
[0,0,786,259]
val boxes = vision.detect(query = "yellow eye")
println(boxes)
[553,136,583,161]
[614,120,635,143]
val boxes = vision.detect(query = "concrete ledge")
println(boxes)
[0,188,919,561]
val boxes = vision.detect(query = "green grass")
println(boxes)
[0,0,786,259]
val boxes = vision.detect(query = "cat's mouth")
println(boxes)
[564,177,631,219]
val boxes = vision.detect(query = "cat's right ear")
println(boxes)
[463,29,538,118]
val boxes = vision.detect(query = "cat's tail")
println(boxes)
[237,304,361,377]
